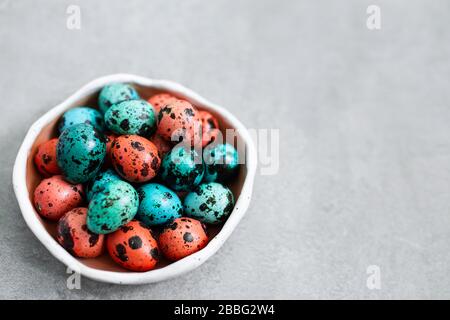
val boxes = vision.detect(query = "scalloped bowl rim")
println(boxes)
[12,74,257,285]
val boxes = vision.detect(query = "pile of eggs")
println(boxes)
[33,83,239,271]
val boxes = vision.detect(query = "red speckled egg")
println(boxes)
[149,133,172,158]
[57,207,104,258]
[34,138,62,176]
[156,100,201,144]
[198,110,220,147]
[159,217,208,261]
[110,135,161,183]
[34,175,84,221]
[147,93,178,115]
[106,220,159,271]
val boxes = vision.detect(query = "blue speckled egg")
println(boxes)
[98,83,140,114]
[184,182,234,224]
[57,123,106,184]
[105,100,156,136]
[160,146,204,191]
[203,143,239,182]
[87,180,139,234]
[85,169,122,201]
[58,107,104,133]
[137,183,182,226]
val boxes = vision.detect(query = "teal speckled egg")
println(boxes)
[58,107,104,133]
[184,182,234,224]
[160,146,204,191]
[98,83,140,114]
[87,180,139,234]
[57,123,106,184]
[137,183,182,226]
[105,100,156,136]
[85,169,122,201]
[203,143,239,183]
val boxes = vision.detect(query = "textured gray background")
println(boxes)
[1,0,450,299]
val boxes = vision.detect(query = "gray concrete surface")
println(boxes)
[1,0,450,299]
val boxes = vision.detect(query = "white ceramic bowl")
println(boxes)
[12,74,257,284]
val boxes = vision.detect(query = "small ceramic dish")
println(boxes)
[12,74,257,284]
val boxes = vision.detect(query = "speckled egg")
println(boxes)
[184,182,234,224]
[147,93,178,115]
[149,133,172,159]
[34,138,62,177]
[105,100,156,136]
[58,107,104,133]
[85,169,122,201]
[156,100,202,144]
[34,175,84,221]
[110,135,161,183]
[98,83,140,114]
[137,183,182,226]
[57,123,106,184]
[57,207,104,258]
[203,143,239,183]
[159,217,208,261]
[106,220,159,271]
[160,146,204,191]
[87,180,138,234]
[198,110,220,147]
